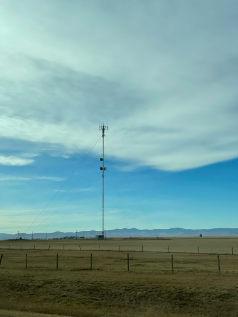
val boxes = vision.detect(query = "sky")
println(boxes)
[0,0,238,234]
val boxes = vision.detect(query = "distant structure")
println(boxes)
[99,124,108,239]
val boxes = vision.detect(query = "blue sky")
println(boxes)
[0,0,238,234]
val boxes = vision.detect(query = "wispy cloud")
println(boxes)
[0,175,64,181]
[0,155,34,166]
[53,187,94,193]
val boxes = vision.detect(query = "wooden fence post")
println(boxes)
[56,254,58,269]
[0,254,3,265]
[171,255,173,273]
[217,255,220,275]
[91,253,92,270]
[127,253,129,271]
[26,254,27,269]
[99,245,100,251]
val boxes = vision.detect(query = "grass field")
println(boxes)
[1,236,238,254]
[1,238,238,317]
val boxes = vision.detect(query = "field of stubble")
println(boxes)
[0,238,238,317]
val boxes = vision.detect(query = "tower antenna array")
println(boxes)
[99,124,108,238]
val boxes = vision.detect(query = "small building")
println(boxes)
[96,235,104,240]
[200,234,202,237]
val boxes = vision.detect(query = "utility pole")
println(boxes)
[18,231,19,239]
[32,232,33,240]
[76,230,77,239]
[46,231,47,240]
[99,124,108,238]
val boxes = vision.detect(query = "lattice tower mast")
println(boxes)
[99,124,108,237]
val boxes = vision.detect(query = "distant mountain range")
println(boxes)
[1,228,238,240]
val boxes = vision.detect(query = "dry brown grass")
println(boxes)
[1,238,238,317]
[1,236,238,254]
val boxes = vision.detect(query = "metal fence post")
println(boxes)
[171,255,173,273]
[217,255,220,275]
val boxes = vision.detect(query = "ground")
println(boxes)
[0,238,238,317]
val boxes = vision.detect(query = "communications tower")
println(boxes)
[99,124,108,238]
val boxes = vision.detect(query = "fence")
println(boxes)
[0,242,237,255]
[0,249,237,275]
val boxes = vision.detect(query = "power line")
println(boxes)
[25,137,101,233]
[32,176,101,230]
[39,155,99,216]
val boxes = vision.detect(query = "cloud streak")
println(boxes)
[0,175,64,181]
[0,155,34,166]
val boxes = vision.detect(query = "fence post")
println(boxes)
[56,254,58,269]
[0,254,3,265]
[34,245,35,250]
[91,253,92,270]
[198,247,199,254]
[99,245,100,251]
[127,253,129,271]
[168,246,169,253]
[26,254,27,269]
[9,245,10,250]
[142,245,143,252]
[217,255,220,275]
[232,247,233,255]
[119,245,120,252]
[171,255,173,273]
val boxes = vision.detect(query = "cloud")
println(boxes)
[53,187,94,193]
[0,1,238,171]
[0,155,34,166]
[0,175,64,181]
